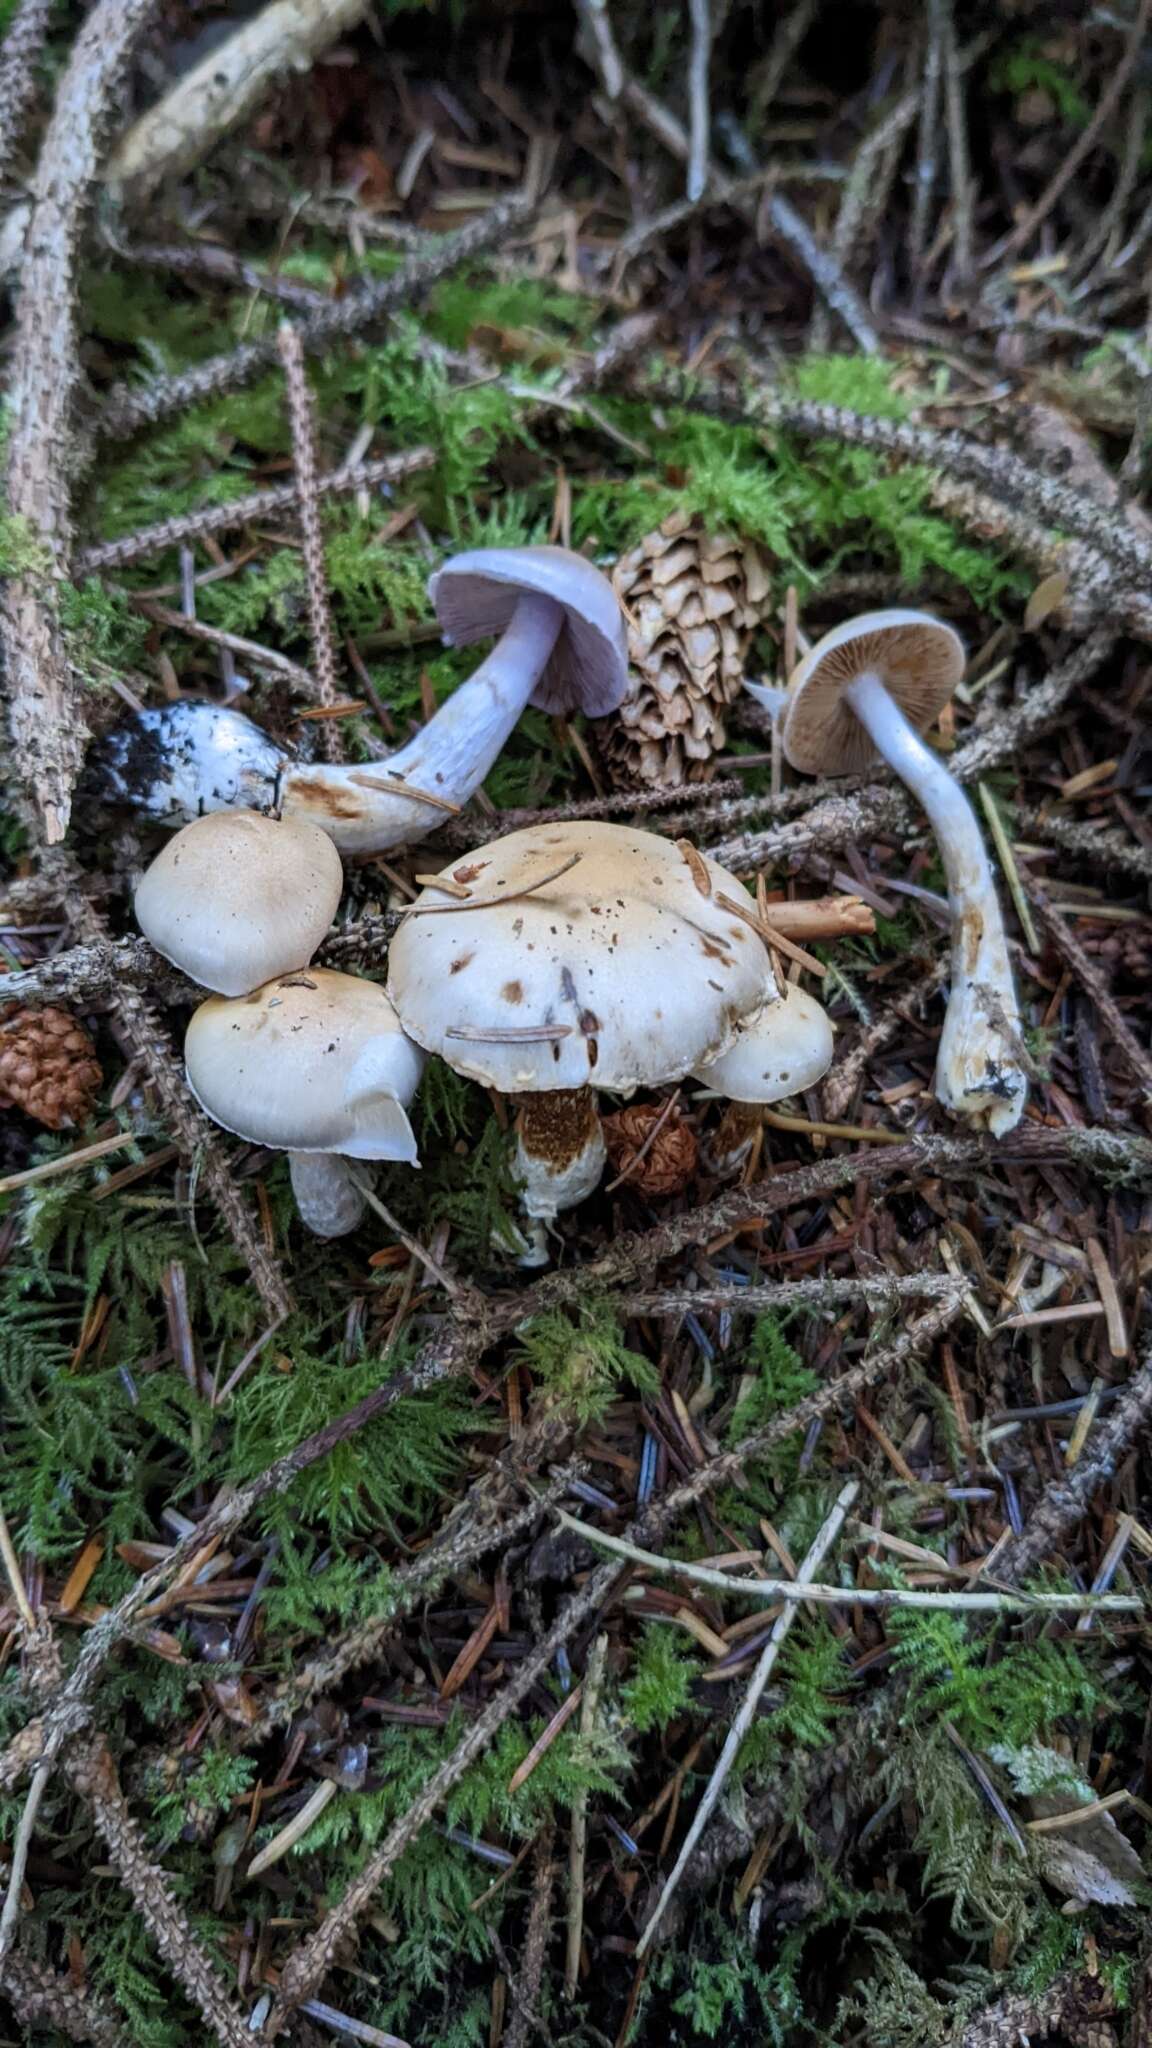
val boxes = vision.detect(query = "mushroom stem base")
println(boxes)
[513,1088,606,1221]
[288,1151,367,1237]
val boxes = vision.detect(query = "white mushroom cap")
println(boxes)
[691,986,834,1102]
[185,968,424,1160]
[782,609,965,778]
[428,546,630,718]
[387,821,776,1093]
[134,810,343,997]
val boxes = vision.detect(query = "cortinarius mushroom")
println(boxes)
[692,983,835,1172]
[134,810,343,996]
[386,821,833,1246]
[184,968,424,1236]
[746,610,1028,1136]
[97,546,629,855]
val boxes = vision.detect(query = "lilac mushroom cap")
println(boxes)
[429,545,630,719]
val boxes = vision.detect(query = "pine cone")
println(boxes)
[601,512,772,788]
[602,1101,698,1197]
[0,1004,101,1129]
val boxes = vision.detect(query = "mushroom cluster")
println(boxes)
[123,556,1009,1264]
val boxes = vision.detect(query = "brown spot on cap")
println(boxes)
[450,951,475,975]
[502,980,524,1004]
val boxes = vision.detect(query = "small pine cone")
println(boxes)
[602,1101,698,1197]
[600,511,773,788]
[0,1004,102,1130]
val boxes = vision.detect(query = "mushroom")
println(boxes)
[184,968,425,1236]
[745,609,1028,1136]
[692,983,835,1171]
[95,546,629,856]
[134,810,344,996]
[386,821,833,1249]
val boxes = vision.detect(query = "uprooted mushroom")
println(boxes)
[746,609,1029,1136]
[96,544,629,855]
[386,821,834,1258]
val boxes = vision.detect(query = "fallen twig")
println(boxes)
[1032,891,1152,1103]
[66,1738,252,2048]
[100,193,536,439]
[277,322,345,761]
[105,0,370,193]
[0,1952,126,2046]
[507,1826,558,2048]
[0,0,52,179]
[563,1635,607,2002]
[635,1480,859,1957]
[996,1341,1152,1586]
[554,1515,1144,1615]
[1,0,162,842]
[74,449,436,574]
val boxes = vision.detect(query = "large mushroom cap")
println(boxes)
[691,986,833,1103]
[428,546,629,719]
[185,968,424,1160]
[783,609,965,778]
[387,821,775,1093]
[134,810,343,997]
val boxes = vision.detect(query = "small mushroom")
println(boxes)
[746,610,1028,1136]
[692,984,835,1171]
[134,810,343,997]
[184,969,424,1236]
[95,546,629,855]
[386,821,832,1250]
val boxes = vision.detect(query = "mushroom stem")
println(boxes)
[514,1087,607,1223]
[99,595,566,855]
[281,591,564,853]
[288,1151,367,1238]
[842,668,1027,1135]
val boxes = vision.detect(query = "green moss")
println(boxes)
[621,1621,701,1732]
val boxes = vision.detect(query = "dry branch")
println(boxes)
[995,1341,1152,1586]
[634,378,1152,590]
[74,449,436,574]
[1032,892,1152,1103]
[0,1953,126,2046]
[2,0,161,843]
[277,323,345,761]
[0,0,52,179]
[635,1479,859,1956]
[66,1739,252,2048]
[100,193,536,439]
[105,0,370,192]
